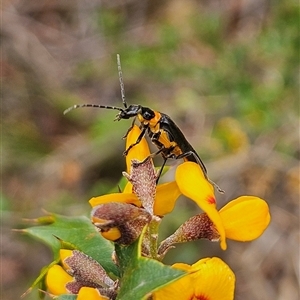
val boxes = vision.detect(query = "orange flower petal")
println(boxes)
[125,125,151,172]
[123,181,133,193]
[175,162,216,206]
[171,262,191,272]
[101,227,121,241]
[175,162,227,250]
[219,196,271,241]
[191,257,235,300]
[154,181,181,216]
[77,287,109,300]
[152,270,192,299]
[46,265,73,295]
[59,249,73,271]
[89,193,141,208]
[153,257,235,300]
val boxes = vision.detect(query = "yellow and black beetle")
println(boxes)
[64,55,223,192]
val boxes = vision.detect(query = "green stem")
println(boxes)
[148,215,161,260]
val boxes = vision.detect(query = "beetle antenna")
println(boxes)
[117,54,127,109]
[63,104,124,115]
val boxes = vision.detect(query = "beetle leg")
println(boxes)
[123,125,148,156]
[175,151,207,177]
[149,146,174,184]
[122,118,136,139]
[156,157,168,184]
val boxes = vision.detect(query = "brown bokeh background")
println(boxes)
[2,0,299,299]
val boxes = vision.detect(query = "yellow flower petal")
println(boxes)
[123,181,133,193]
[175,162,227,250]
[46,265,73,295]
[101,227,121,241]
[171,262,191,272]
[77,287,109,300]
[154,181,181,216]
[175,162,216,205]
[125,125,151,172]
[153,257,235,300]
[152,270,192,299]
[60,249,72,261]
[89,193,141,208]
[191,257,235,300]
[219,196,271,241]
[59,249,73,271]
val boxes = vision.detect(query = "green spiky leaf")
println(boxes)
[22,213,118,277]
[115,232,186,300]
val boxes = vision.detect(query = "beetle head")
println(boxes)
[115,105,142,121]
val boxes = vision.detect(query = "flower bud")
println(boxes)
[123,156,157,214]
[61,250,115,293]
[91,202,151,245]
[158,213,220,256]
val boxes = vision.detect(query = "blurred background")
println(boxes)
[2,0,299,299]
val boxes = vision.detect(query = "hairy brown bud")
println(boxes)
[158,213,220,256]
